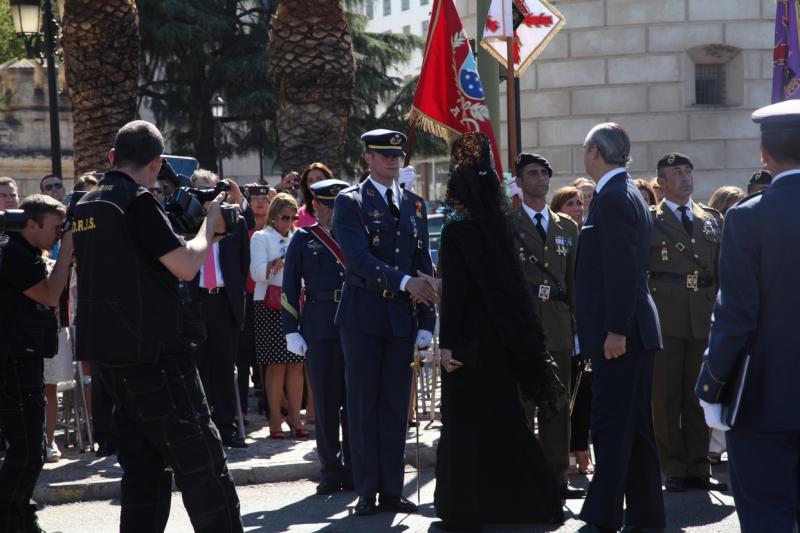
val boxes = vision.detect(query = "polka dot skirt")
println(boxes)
[254,303,304,365]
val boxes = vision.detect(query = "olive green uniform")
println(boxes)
[511,206,579,484]
[648,200,722,479]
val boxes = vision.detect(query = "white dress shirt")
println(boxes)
[521,202,550,236]
[771,168,800,185]
[249,226,295,301]
[199,242,225,288]
[595,167,627,193]
[663,198,694,221]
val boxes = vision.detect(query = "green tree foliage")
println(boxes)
[0,2,25,64]
[138,0,274,172]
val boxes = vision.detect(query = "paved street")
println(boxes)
[38,467,740,532]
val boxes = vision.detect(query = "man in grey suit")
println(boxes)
[575,123,664,533]
[697,99,800,532]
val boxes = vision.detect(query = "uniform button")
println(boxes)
[395,266,399,270]
[395,248,400,253]
[339,272,344,277]
[652,287,657,292]
[694,253,699,258]
[396,231,400,236]
[544,262,549,268]
[691,238,696,243]
[702,384,709,392]
[544,246,548,251]
[375,266,380,270]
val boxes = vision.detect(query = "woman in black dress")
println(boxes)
[433,133,565,531]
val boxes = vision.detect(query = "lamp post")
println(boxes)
[10,0,63,180]
[210,95,226,179]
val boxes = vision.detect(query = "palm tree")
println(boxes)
[61,0,140,177]
[268,0,355,177]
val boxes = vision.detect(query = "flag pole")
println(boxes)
[404,124,418,167]
[505,34,518,170]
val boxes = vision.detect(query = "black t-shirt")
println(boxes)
[127,193,184,264]
[0,233,49,366]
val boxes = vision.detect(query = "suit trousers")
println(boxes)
[195,290,240,434]
[340,327,413,498]
[537,349,572,483]
[98,355,242,533]
[652,336,710,478]
[236,295,256,416]
[306,338,352,484]
[90,360,114,444]
[580,350,665,530]
[0,358,44,531]
[727,427,800,533]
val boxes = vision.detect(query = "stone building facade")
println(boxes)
[0,58,74,197]
[458,0,775,200]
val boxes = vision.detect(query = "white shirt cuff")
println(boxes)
[400,275,411,292]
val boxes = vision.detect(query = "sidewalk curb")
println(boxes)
[35,443,437,505]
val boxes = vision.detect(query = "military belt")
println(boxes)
[345,274,411,301]
[649,271,714,290]
[528,282,569,303]
[305,289,343,303]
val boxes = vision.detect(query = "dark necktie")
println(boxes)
[534,212,547,242]
[678,205,693,236]
[386,188,400,219]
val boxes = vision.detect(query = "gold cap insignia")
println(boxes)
[667,154,676,165]
[390,135,402,146]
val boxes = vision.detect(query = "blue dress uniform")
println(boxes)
[281,179,352,492]
[696,100,800,532]
[332,130,436,511]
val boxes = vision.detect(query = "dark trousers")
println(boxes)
[653,336,709,478]
[236,295,256,416]
[340,327,413,498]
[90,360,114,444]
[538,348,572,483]
[570,357,592,451]
[195,290,240,434]
[580,350,665,530]
[0,358,45,532]
[307,338,352,484]
[98,354,243,533]
[727,427,800,532]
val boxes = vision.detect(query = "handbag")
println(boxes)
[262,284,283,311]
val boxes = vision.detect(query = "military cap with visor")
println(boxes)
[361,129,407,157]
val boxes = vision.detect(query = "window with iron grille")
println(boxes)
[383,0,391,16]
[366,1,373,19]
[402,0,409,10]
[695,64,726,105]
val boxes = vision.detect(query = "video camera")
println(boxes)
[166,179,240,237]
[0,209,26,234]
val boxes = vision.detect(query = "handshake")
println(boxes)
[405,270,441,306]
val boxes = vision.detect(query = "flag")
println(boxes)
[481,0,565,77]
[407,0,503,175]
[773,0,800,102]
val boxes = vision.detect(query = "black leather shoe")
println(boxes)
[685,476,728,492]
[221,432,248,448]
[354,496,378,516]
[316,480,342,495]
[561,482,586,499]
[378,494,418,513]
[664,477,686,492]
[95,441,116,458]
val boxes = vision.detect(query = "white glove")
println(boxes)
[285,332,307,357]
[399,166,416,193]
[416,330,433,350]
[699,399,731,432]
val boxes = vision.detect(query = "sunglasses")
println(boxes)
[43,182,63,191]
[279,215,299,222]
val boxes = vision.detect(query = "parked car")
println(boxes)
[428,213,445,265]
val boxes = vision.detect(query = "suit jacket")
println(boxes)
[575,171,662,357]
[192,217,250,327]
[281,225,345,341]
[696,173,800,430]
[332,178,436,337]
[649,200,722,340]
[510,206,578,352]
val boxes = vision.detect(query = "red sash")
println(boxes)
[307,225,347,268]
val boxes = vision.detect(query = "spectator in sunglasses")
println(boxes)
[40,175,65,204]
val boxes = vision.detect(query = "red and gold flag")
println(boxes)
[407,0,503,175]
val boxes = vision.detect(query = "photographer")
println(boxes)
[0,194,72,532]
[72,120,242,533]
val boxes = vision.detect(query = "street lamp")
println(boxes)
[9,0,63,180]
[210,95,226,178]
